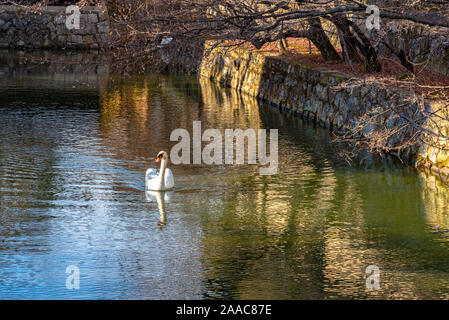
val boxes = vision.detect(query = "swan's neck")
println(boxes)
[158,158,167,190]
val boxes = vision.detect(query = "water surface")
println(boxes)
[1,52,449,299]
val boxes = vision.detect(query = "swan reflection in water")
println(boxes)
[145,190,171,226]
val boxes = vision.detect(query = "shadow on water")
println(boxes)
[0,51,449,299]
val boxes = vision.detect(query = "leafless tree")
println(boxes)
[104,0,449,183]
[106,0,448,72]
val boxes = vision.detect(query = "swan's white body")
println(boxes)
[145,167,174,191]
[145,152,175,191]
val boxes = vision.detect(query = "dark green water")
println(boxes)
[1,53,449,299]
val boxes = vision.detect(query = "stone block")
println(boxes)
[98,10,109,22]
[47,22,56,32]
[97,21,109,33]
[0,21,11,32]
[54,15,65,25]
[88,13,98,23]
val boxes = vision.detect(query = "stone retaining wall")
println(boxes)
[199,41,449,176]
[0,5,110,50]
[0,49,110,94]
[363,20,449,76]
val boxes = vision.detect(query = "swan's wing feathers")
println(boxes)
[165,168,175,189]
[145,168,159,190]
[145,168,158,179]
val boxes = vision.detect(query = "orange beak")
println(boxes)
[156,155,161,162]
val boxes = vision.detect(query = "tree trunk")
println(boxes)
[307,17,341,61]
[383,40,415,74]
[277,38,288,55]
[329,15,381,72]
[331,14,362,64]
[350,22,382,72]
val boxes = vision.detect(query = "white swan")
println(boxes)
[146,150,175,191]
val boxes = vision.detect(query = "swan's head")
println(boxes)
[155,150,168,162]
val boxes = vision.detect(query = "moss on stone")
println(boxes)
[320,76,329,86]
